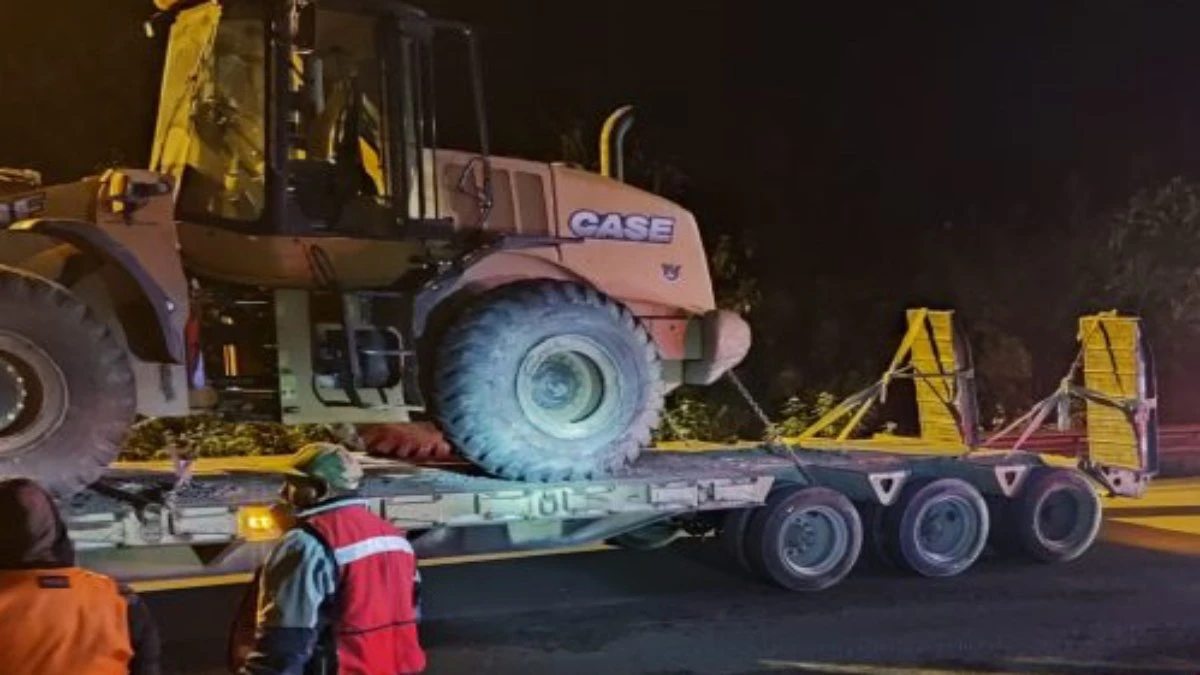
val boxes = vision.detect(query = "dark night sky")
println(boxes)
[5,2,1200,240]
[3,0,1200,406]
[440,1,1200,286]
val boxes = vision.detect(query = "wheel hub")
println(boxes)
[0,331,69,457]
[1036,486,1093,547]
[916,496,978,563]
[779,506,848,576]
[530,353,596,416]
[1038,489,1082,542]
[0,358,27,433]
[517,335,620,440]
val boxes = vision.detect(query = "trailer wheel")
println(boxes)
[1008,467,1102,563]
[0,270,135,496]
[720,507,756,574]
[882,477,989,578]
[433,280,662,482]
[744,485,863,591]
[855,501,897,570]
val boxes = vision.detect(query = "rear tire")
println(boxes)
[855,500,898,570]
[1007,467,1102,563]
[882,477,989,578]
[433,280,663,482]
[744,485,863,591]
[0,270,135,496]
[720,507,756,574]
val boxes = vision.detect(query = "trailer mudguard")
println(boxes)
[3,218,184,364]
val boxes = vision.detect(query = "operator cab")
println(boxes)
[149,0,492,240]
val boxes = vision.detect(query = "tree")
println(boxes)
[920,175,1200,427]
[1102,177,1200,421]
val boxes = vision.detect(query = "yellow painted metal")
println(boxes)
[798,308,968,454]
[784,434,967,455]
[833,396,876,441]
[881,308,928,388]
[796,393,868,441]
[1078,312,1145,469]
[149,2,222,176]
[599,105,634,178]
[907,309,964,445]
[105,170,130,214]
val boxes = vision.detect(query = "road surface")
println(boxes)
[143,483,1200,675]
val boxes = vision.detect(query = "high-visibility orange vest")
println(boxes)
[0,567,132,675]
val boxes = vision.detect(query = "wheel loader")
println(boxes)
[0,0,751,495]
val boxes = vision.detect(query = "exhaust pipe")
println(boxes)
[599,105,635,182]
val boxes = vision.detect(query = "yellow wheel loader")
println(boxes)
[0,0,750,495]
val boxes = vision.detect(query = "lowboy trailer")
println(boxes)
[67,309,1157,592]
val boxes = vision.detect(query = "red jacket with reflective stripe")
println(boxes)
[305,503,426,675]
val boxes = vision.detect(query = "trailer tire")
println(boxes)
[433,280,662,482]
[1007,467,1102,564]
[744,485,862,591]
[882,477,989,578]
[855,501,898,570]
[0,270,135,497]
[720,507,756,574]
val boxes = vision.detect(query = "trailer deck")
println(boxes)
[68,309,1158,588]
[67,444,1048,581]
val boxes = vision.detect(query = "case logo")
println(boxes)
[568,209,675,244]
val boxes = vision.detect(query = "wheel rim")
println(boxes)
[0,330,68,458]
[914,495,980,564]
[1035,486,1096,549]
[778,505,850,577]
[517,335,621,440]
[0,358,27,433]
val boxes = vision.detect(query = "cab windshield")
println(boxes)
[151,2,392,229]
[151,2,267,224]
[150,1,485,234]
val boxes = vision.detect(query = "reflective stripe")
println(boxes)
[334,535,414,565]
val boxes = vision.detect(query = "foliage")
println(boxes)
[120,415,348,461]
[972,327,1035,429]
[1099,177,1200,420]
[652,392,742,444]
[653,387,852,444]
[709,233,762,315]
[919,175,1200,426]
[1105,177,1200,328]
[772,391,839,437]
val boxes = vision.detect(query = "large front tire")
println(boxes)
[0,270,136,496]
[433,281,663,481]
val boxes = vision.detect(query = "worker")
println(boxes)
[0,478,161,675]
[232,442,426,675]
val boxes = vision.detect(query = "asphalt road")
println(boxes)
[145,528,1200,675]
